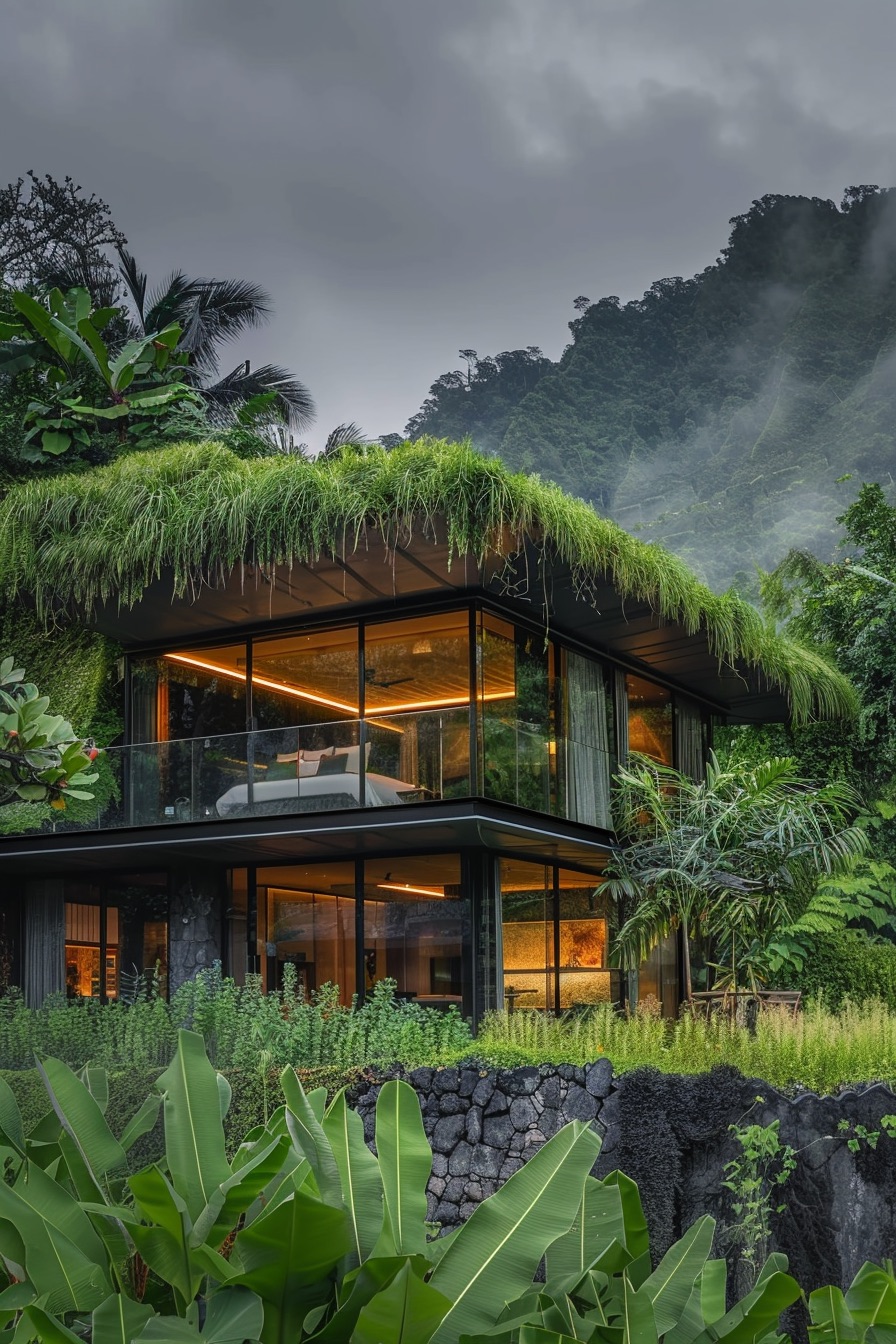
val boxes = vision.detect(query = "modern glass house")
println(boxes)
[0,442,854,1018]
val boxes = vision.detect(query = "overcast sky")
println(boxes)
[2,1,896,450]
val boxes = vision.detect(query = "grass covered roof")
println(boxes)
[0,438,857,725]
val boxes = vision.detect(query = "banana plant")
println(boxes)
[0,1029,805,1344]
[0,285,201,458]
[808,1260,896,1343]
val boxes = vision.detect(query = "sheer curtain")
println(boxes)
[566,652,612,830]
[675,697,705,780]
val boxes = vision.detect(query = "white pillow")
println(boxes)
[298,760,318,778]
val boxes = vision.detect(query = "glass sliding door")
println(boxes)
[64,874,168,1002]
[479,616,554,812]
[257,862,357,1005]
[498,859,555,1012]
[556,868,613,1008]
[363,612,472,802]
[363,856,470,1016]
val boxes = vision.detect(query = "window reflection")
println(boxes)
[499,861,611,1012]
[64,875,168,1002]
[480,616,553,811]
[626,674,673,766]
[258,862,357,1005]
[364,856,468,1014]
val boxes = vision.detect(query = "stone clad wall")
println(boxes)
[350,1061,896,1299]
[353,1060,613,1227]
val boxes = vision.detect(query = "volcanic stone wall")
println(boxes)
[351,1061,896,1300]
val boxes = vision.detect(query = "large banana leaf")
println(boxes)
[322,1090,383,1266]
[307,1255,429,1344]
[157,1030,232,1222]
[129,1166,200,1309]
[281,1069,343,1208]
[90,1292,156,1344]
[808,1285,859,1344]
[190,1134,288,1250]
[373,1080,432,1259]
[429,1121,602,1344]
[640,1217,716,1336]
[120,1092,164,1153]
[35,1055,126,1182]
[353,1261,452,1344]
[545,1176,627,1283]
[233,1186,348,1344]
[620,1275,659,1344]
[845,1262,896,1330]
[0,1078,25,1158]
[699,1269,801,1344]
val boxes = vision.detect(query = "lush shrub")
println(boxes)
[790,930,896,1011]
[0,968,473,1073]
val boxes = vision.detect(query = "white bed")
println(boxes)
[215,770,416,816]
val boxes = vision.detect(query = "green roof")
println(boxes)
[0,438,857,725]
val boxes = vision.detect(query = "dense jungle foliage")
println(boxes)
[405,186,896,589]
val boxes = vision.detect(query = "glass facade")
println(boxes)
[32,604,704,836]
[64,874,168,1002]
[253,856,471,1014]
[498,860,615,1012]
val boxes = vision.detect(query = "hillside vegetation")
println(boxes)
[406,186,896,588]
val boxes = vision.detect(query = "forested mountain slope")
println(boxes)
[406,187,896,589]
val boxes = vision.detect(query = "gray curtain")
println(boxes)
[566,652,612,829]
[615,668,629,762]
[675,697,705,780]
[24,880,65,1006]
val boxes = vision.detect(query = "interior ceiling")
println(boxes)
[164,610,495,715]
[85,530,789,723]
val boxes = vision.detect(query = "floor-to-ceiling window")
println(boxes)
[497,860,613,1013]
[363,855,469,1012]
[251,855,472,1015]
[124,605,661,833]
[64,875,168,1002]
[626,673,673,766]
[256,862,357,1004]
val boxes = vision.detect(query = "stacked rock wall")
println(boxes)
[350,1061,896,1298]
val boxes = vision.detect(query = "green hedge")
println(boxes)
[2,1061,371,1168]
[791,930,896,1011]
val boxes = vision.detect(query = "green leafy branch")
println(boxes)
[0,655,98,807]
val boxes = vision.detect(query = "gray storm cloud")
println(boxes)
[1,0,896,449]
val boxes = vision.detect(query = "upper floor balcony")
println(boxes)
[10,706,614,837]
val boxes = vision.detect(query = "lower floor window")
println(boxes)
[64,875,169,1002]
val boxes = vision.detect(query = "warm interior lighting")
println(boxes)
[377,882,446,899]
[165,653,358,714]
[412,639,433,655]
[164,652,513,716]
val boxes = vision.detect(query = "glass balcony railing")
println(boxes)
[4,710,613,837]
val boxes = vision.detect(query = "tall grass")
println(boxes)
[474,1000,896,1094]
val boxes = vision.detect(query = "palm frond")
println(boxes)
[116,247,148,324]
[201,362,315,429]
[320,422,369,459]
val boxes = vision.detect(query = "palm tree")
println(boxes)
[116,250,314,429]
[605,752,867,998]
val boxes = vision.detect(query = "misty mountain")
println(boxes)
[406,187,896,589]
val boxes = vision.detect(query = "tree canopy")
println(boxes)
[404,188,896,588]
